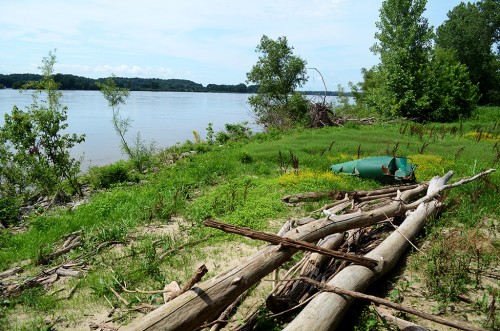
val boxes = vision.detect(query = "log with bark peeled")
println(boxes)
[283,200,441,331]
[281,184,420,203]
[300,278,486,331]
[267,233,345,312]
[0,267,23,279]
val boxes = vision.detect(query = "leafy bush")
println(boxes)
[0,196,20,227]
[239,151,253,164]
[358,2,480,122]
[246,35,308,129]
[215,122,253,144]
[130,132,157,172]
[88,161,132,189]
[0,51,84,197]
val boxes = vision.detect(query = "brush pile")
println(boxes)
[122,169,495,331]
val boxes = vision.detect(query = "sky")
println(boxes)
[0,0,469,91]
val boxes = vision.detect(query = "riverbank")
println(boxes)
[0,107,498,330]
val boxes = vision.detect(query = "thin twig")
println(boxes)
[405,169,496,210]
[113,273,176,295]
[267,291,320,318]
[104,295,114,309]
[158,235,211,260]
[382,213,423,254]
[167,264,208,302]
[89,322,119,331]
[130,303,159,311]
[109,286,129,306]
[209,289,250,331]
[389,219,422,253]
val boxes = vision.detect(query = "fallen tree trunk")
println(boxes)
[282,171,498,331]
[267,233,345,312]
[281,184,420,203]
[122,244,298,330]
[0,267,23,279]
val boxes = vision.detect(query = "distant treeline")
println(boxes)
[0,73,261,93]
[0,73,344,95]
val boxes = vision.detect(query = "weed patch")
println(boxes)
[408,154,454,179]
[417,226,498,305]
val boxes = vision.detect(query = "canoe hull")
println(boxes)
[330,156,417,182]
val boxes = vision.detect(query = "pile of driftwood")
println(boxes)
[0,230,125,300]
[308,101,377,128]
[120,169,495,331]
[0,231,85,298]
[309,102,344,127]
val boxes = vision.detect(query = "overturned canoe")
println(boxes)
[330,156,417,182]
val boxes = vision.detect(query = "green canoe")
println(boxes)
[330,156,417,182]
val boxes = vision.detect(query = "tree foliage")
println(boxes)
[0,73,257,93]
[97,76,133,159]
[421,47,479,121]
[0,50,85,205]
[358,0,479,122]
[369,0,434,119]
[436,0,500,105]
[246,35,308,129]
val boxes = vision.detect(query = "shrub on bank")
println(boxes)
[87,161,135,189]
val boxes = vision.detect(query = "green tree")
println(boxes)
[369,0,434,119]
[246,35,308,129]
[420,47,479,121]
[436,0,500,104]
[96,76,133,158]
[0,50,85,198]
[361,0,478,122]
[97,76,156,171]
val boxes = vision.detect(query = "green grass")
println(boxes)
[0,106,499,330]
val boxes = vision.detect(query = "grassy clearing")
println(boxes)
[0,107,499,330]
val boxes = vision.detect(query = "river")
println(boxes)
[0,89,257,170]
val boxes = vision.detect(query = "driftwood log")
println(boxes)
[281,184,420,203]
[373,306,430,331]
[268,232,345,312]
[122,169,495,331]
[283,200,441,331]
[0,267,23,279]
